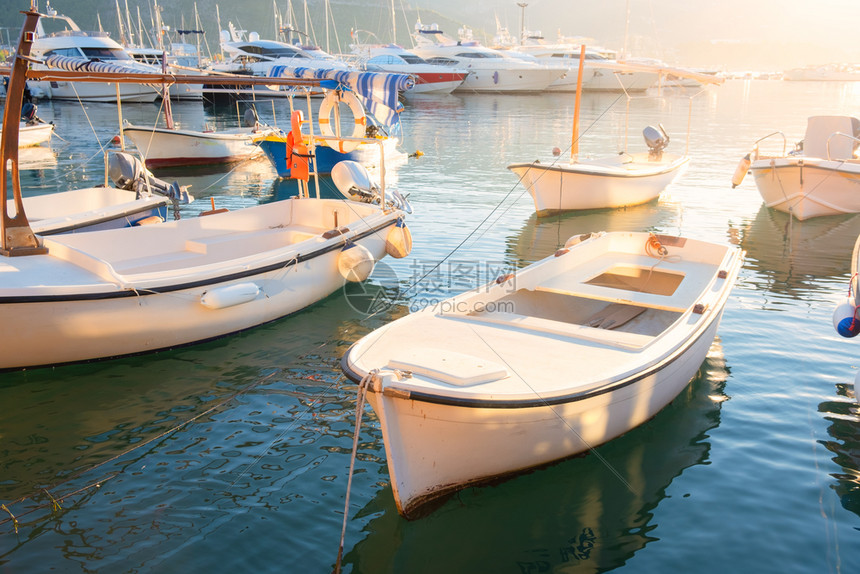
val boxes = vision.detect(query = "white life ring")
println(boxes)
[318,90,367,154]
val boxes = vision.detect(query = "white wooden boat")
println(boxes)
[0,7,412,371]
[17,152,191,235]
[733,116,860,220]
[508,50,690,216]
[15,121,54,147]
[121,122,272,168]
[341,231,743,517]
[509,126,689,216]
[509,143,689,215]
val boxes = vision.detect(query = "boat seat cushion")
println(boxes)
[586,303,646,330]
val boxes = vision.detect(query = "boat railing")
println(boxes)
[751,131,786,160]
[826,132,860,161]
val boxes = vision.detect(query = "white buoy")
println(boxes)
[200,282,260,309]
[385,219,413,259]
[833,298,860,337]
[338,242,375,282]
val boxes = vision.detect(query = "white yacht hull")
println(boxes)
[455,67,561,93]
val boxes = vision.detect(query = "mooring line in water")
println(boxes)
[0,371,279,534]
[334,369,375,574]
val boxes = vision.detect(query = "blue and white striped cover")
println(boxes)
[43,55,162,90]
[269,66,414,128]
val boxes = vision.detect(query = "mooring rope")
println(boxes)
[334,369,375,574]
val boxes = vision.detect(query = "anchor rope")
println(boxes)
[334,369,375,574]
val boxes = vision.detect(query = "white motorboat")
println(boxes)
[121,120,272,168]
[508,50,691,215]
[27,9,160,102]
[0,7,413,371]
[733,115,860,220]
[410,22,563,93]
[508,129,689,215]
[11,121,54,147]
[18,151,191,236]
[341,231,743,517]
[351,42,468,95]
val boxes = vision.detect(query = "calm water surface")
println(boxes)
[2,79,860,573]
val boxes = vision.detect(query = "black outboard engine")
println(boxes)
[108,152,193,219]
[643,124,670,160]
[21,102,43,125]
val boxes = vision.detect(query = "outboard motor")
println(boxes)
[108,152,193,219]
[331,160,411,214]
[21,102,42,125]
[643,124,670,160]
[242,107,259,128]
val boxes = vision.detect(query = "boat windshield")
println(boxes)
[456,52,502,59]
[80,47,132,61]
[400,53,428,65]
[239,43,308,59]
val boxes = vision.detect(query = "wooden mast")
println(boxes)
[570,44,586,163]
[0,4,47,257]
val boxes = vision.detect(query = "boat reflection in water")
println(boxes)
[342,342,730,573]
[731,204,860,298]
[507,199,681,265]
[818,381,860,520]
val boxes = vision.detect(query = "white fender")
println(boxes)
[338,242,375,282]
[318,90,366,154]
[731,153,751,188]
[385,219,413,259]
[200,282,261,310]
[833,298,860,337]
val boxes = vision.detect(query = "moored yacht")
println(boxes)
[27,9,161,102]
[410,22,563,93]
[350,41,467,95]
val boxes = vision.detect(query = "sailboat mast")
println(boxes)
[570,44,585,162]
[391,0,396,44]
[114,0,127,45]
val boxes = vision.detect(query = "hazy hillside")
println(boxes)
[2,0,858,71]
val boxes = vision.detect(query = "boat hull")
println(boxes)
[258,134,405,178]
[0,199,401,370]
[16,123,54,147]
[455,67,562,93]
[583,68,658,92]
[342,231,743,517]
[364,310,723,517]
[20,187,171,235]
[509,153,689,215]
[750,158,860,220]
[122,126,266,168]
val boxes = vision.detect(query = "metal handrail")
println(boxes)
[752,131,786,159]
